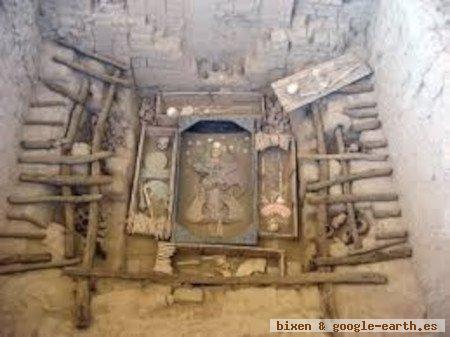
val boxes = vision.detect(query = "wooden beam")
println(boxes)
[30,100,67,108]
[335,126,361,248]
[8,194,102,204]
[311,103,338,326]
[20,140,55,150]
[53,55,130,86]
[54,39,128,71]
[337,80,374,94]
[0,258,80,275]
[375,230,408,240]
[298,153,388,161]
[306,167,393,191]
[0,231,46,240]
[312,246,412,267]
[351,119,381,133]
[308,193,398,205]
[41,78,85,103]
[18,151,113,165]
[361,139,388,150]
[23,119,65,127]
[348,238,407,256]
[0,253,51,265]
[64,268,388,285]
[19,173,113,186]
[344,107,378,118]
[60,78,90,259]
[76,69,120,328]
[6,211,47,229]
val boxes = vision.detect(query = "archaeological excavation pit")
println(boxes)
[0,0,449,336]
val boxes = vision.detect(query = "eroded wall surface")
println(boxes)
[370,0,450,328]
[0,1,40,222]
[37,0,375,90]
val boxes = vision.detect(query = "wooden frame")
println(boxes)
[171,115,260,245]
[127,123,178,237]
[257,136,299,239]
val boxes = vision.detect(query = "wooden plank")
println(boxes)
[6,211,47,229]
[308,193,398,205]
[0,258,80,275]
[0,253,51,265]
[76,69,120,329]
[0,232,46,239]
[272,52,372,112]
[20,140,55,150]
[18,151,113,165]
[306,168,393,191]
[298,153,388,161]
[61,78,90,258]
[8,194,102,204]
[19,173,113,186]
[310,103,337,326]
[30,100,67,108]
[41,78,85,104]
[64,268,387,285]
[348,238,407,256]
[313,246,412,267]
[22,119,65,127]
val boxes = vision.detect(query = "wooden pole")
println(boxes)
[337,81,374,94]
[19,173,113,186]
[344,107,378,119]
[307,193,398,205]
[8,194,102,204]
[53,55,130,86]
[375,230,408,240]
[0,232,46,240]
[311,103,337,327]
[18,151,113,165]
[361,139,388,150]
[351,119,381,133]
[0,258,80,275]
[372,208,402,218]
[76,69,120,328]
[347,238,407,256]
[312,246,412,267]
[306,167,393,191]
[23,119,65,127]
[30,100,67,108]
[54,39,128,71]
[41,78,85,104]
[20,140,55,150]
[61,78,90,258]
[298,153,388,161]
[0,253,51,265]
[6,211,47,229]
[335,126,361,248]
[64,268,388,285]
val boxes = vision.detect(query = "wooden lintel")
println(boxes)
[64,268,388,285]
